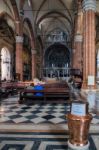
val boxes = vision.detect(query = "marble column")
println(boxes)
[74,35,83,71]
[82,0,96,88]
[16,35,23,81]
[73,1,83,72]
[15,17,23,81]
[31,50,37,80]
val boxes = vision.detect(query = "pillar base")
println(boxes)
[68,140,89,150]
[82,81,87,89]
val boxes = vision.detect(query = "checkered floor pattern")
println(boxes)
[0,95,99,124]
[0,96,70,124]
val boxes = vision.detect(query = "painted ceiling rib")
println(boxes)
[35,0,73,25]
[44,17,65,34]
[10,0,20,20]
[35,0,47,23]
[36,11,73,28]
[58,0,73,23]
[44,17,71,38]
[3,0,13,15]
[19,0,26,10]
[23,18,34,40]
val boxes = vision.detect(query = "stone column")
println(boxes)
[72,1,83,72]
[82,0,96,88]
[16,35,23,81]
[74,35,83,70]
[31,50,37,80]
[40,48,43,79]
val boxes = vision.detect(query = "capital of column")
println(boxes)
[16,36,23,43]
[82,0,96,12]
[31,50,37,55]
[74,34,83,42]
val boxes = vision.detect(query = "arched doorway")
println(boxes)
[1,47,12,81]
[43,43,70,79]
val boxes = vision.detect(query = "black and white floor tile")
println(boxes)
[0,96,99,125]
[0,96,69,124]
[0,131,98,150]
[0,96,99,150]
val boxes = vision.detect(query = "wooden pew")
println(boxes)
[44,87,70,100]
[18,86,70,104]
[19,89,45,104]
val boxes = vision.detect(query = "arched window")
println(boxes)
[1,47,12,81]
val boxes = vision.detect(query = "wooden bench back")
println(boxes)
[45,88,68,93]
[44,83,68,88]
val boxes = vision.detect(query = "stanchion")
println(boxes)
[67,101,92,150]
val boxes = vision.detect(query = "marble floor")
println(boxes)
[0,131,98,150]
[0,95,99,126]
[0,95,99,150]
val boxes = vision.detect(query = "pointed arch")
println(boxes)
[23,18,34,40]
[10,0,20,21]
[1,47,12,81]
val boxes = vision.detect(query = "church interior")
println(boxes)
[0,0,99,149]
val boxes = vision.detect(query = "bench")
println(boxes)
[0,88,9,98]
[19,89,45,103]
[1,82,18,97]
[44,88,70,99]
[0,81,33,98]
[18,87,70,104]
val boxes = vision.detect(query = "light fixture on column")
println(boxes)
[19,9,24,16]
[74,34,83,42]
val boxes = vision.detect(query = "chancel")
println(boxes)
[0,0,99,150]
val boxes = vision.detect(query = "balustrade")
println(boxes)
[42,67,71,79]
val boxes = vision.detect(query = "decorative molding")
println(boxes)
[74,34,83,42]
[15,21,20,24]
[16,36,23,43]
[82,0,96,12]
[32,50,37,55]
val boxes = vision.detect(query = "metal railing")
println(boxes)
[42,67,71,78]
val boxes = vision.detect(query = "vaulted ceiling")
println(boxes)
[30,0,76,41]
[28,0,99,44]
[2,0,99,48]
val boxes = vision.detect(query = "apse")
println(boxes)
[43,43,70,78]
[44,43,70,68]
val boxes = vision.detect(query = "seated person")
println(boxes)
[68,76,75,84]
[25,83,34,96]
[26,83,34,89]
[34,84,44,96]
